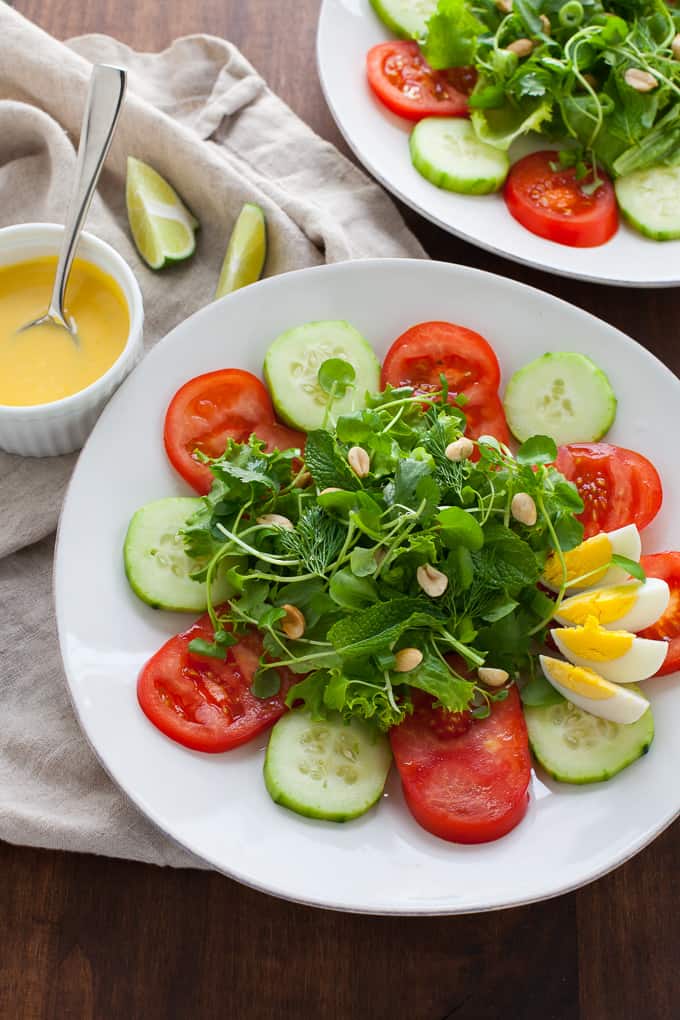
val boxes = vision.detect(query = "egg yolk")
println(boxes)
[543,533,612,589]
[558,585,639,626]
[542,657,615,700]
[554,615,634,661]
[0,256,129,406]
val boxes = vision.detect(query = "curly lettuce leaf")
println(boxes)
[421,0,485,69]
[471,95,553,150]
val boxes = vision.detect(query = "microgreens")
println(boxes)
[180,384,589,731]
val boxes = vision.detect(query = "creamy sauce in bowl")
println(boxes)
[0,255,130,406]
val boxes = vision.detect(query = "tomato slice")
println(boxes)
[366,41,475,122]
[164,369,303,494]
[556,443,662,539]
[504,151,618,248]
[381,321,501,395]
[390,686,531,843]
[381,322,509,444]
[639,554,680,676]
[138,613,293,752]
[462,382,511,445]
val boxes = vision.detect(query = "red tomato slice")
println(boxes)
[164,369,303,494]
[381,322,509,444]
[138,613,293,752]
[556,443,662,539]
[390,686,531,844]
[639,553,680,676]
[366,41,475,121]
[504,151,618,248]
[381,321,501,395]
[462,382,511,446]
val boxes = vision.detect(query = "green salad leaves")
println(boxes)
[420,0,680,177]
[179,384,586,732]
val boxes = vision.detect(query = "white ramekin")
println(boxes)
[0,223,144,457]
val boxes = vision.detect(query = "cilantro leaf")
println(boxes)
[328,598,443,659]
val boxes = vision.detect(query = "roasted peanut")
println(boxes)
[416,564,449,597]
[281,604,306,640]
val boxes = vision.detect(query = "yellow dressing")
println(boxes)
[0,256,129,406]
[543,532,612,589]
[542,657,615,700]
[558,585,639,626]
[553,615,634,661]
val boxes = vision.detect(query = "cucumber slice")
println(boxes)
[410,118,509,196]
[615,166,680,241]
[124,497,234,612]
[264,708,392,822]
[503,352,617,445]
[263,321,381,430]
[369,0,438,39]
[525,690,654,784]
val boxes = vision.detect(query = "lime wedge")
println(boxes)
[126,156,199,270]
[215,203,267,299]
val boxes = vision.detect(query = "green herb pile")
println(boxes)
[421,0,680,179]
[181,381,589,731]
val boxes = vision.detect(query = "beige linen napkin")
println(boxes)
[0,6,424,866]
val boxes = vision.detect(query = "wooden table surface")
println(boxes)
[3,1,680,1017]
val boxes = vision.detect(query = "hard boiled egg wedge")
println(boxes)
[542,524,642,593]
[551,616,668,683]
[554,577,670,632]
[539,655,650,724]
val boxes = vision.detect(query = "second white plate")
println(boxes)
[317,0,680,287]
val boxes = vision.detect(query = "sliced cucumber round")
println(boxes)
[124,497,234,612]
[264,708,392,822]
[525,690,654,784]
[369,0,438,39]
[503,352,617,445]
[410,118,510,196]
[263,320,380,431]
[615,166,680,241]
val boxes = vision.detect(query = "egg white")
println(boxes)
[554,577,670,633]
[540,655,650,724]
[551,628,668,683]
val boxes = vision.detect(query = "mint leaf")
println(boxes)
[304,430,360,491]
[328,598,442,659]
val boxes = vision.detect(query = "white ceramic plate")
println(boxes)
[56,259,680,914]
[317,0,680,287]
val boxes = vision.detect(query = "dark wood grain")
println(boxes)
[4,1,680,1017]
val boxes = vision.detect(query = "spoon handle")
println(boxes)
[48,64,127,327]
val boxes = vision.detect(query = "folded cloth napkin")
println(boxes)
[0,6,424,867]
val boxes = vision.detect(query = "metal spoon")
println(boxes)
[18,64,127,342]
